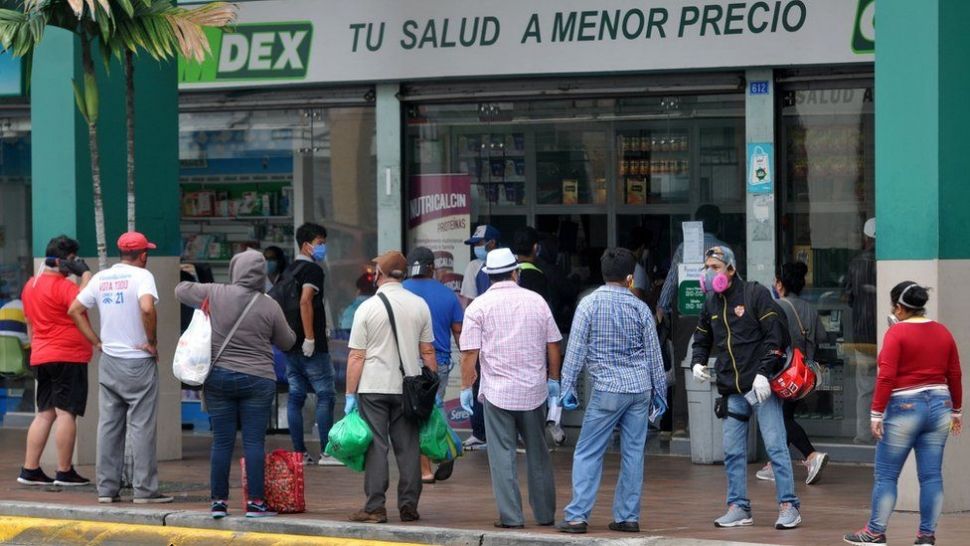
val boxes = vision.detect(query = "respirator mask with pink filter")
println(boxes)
[700,267,730,294]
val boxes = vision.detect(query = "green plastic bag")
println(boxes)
[420,408,462,463]
[325,409,372,472]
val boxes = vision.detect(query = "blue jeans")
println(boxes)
[204,367,276,501]
[868,391,952,535]
[723,394,799,510]
[564,390,651,523]
[286,351,335,453]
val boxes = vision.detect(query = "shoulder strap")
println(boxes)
[377,292,406,378]
[519,262,542,273]
[283,260,310,283]
[213,293,260,365]
[780,297,808,336]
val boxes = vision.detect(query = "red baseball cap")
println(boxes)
[117,231,157,252]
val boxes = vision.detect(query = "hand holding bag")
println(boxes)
[377,292,439,422]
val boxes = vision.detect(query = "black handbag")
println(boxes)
[377,293,439,422]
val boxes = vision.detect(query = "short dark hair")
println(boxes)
[488,271,515,284]
[296,222,328,247]
[695,204,722,235]
[600,248,636,283]
[120,250,145,261]
[512,226,539,257]
[891,281,929,313]
[777,262,808,296]
[44,235,79,266]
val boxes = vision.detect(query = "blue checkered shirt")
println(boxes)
[561,285,667,397]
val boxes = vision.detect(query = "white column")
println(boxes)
[744,69,776,285]
[375,83,402,253]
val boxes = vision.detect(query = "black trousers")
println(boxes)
[782,399,815,458]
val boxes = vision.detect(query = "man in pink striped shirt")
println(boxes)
[459,248,562,529]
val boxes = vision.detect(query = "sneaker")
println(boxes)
[756,463,775,482]
[714,504,753,528]
[17,467,54,486]
[462,435,486,450]
[843,528,886,544]
[300,452,315,465]
[914,534,936,545]
[805,452,829,485]
[775,502,801,529]
[348,507,388,523]
[98,495,121,503]
[54,466,91,487]
[317,453,344,466]
[134,494,174,504]
[245,500,277,518]
[211,500,228,519]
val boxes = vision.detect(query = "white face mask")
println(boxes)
[887,313,899,327]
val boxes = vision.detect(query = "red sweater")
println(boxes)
[873,320,962,415]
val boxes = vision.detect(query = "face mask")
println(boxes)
[311,243,327,262]
[771,285,781,299]
[887,313,899,328]
[474,246,488,262]
[700,267,729,294]
[266,260,278,275]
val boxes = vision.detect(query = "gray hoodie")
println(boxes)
[175,249,296,381]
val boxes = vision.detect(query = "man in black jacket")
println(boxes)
[690,246,802,531]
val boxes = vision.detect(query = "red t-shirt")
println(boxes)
[874,320,963,414]
[20,273,93,365]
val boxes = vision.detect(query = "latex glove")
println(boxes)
[649,395,668,424]
[460,387,474,416]
[692,364,712,382]
[752,374,771,403]
[435,393,444,408]
[302,338,315,357]
[560,390,579,410]
[547,379,561,403]
[62,257,90,276]
[344,394,358,414]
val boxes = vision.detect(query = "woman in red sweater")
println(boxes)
[844,282,962,546]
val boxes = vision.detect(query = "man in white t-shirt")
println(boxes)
[69,231,172,504]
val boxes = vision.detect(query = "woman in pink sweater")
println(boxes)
[844,282,962,546]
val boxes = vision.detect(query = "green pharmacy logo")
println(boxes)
[852,0,875,54]
[179,22,313,83]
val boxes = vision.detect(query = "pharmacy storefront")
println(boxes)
[178,0,876,449]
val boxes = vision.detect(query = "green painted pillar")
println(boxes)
[876,0,970,512]
[30,28,182,465]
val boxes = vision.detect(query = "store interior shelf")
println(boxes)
[182,215,293,223]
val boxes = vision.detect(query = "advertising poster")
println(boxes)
[407,174,472,429]
[747,143,774,194]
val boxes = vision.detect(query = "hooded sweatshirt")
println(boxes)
[175,249,296,381]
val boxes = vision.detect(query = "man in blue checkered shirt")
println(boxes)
[557,248,667,535]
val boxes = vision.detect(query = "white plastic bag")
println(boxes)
[173,309,212,386]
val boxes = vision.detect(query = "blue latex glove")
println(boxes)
[649,395,668,424]
[460,387,475,416]
[345,393,358,414]
[560,390,579,410]
[547,379,561,402]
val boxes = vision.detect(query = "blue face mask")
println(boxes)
[311,243,327,262]
[266,260,278,275]
[474,246,488,262]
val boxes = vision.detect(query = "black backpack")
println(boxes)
[268,261,310,334]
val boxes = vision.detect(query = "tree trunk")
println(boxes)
[81,39,108,270]
[125,50,136,232]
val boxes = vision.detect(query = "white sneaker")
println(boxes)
[756,463,775,481]
[462,435,486,450]
[317,453,345,466]
[805,452,829,485]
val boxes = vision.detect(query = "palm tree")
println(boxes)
[0,0,235,267]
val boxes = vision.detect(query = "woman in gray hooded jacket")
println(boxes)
[176,249,296,519]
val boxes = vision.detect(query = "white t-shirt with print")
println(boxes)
[77,263,159,359]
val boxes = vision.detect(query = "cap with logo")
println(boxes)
[406,247,435,277]
[481,248,520,275]
[464,224,500,246]
[117,231,157,252]
[372,250,408,279]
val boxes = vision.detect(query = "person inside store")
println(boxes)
[757,262,829,486]
[690,246,802,530]
[844,281,962,546]
[176,248,296,518]
[339,270,377,331]
[844,218,878,444]
[458,223,500,451]
[263,245,288,290]
[512,226,548,301]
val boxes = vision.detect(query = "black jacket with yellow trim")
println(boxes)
[690,278,791,395]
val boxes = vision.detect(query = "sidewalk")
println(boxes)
[0,428,966,545]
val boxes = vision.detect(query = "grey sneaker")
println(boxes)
[317,453,345,466]
[714,504,753,528]
[805,452,829,485]
[300,452,315,465]
[756,463,775,481]
[462,435,486,450]
[775,502,801,529]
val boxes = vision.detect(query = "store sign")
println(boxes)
[179,0,875,89]
[179,22,313,84]
[678,264,705,316]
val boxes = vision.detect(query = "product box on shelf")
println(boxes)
[625,179,646,205]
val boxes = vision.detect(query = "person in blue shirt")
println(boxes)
[403,246,464,483]
[557,248,667,535]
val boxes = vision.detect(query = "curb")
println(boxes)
[0,501,771,546]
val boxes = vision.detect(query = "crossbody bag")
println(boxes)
[377,292,439,422]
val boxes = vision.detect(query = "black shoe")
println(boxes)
[400,505,420,522]
[245,500,277,518]
[54,466,90,487]
[558,520,588,534]
[494,520,525,529]
[537,521,555,527]
[609,521,640,533]
[211,500,228,519]
[914,535,936,545]
[17,467,53,486]
[843,528,887,545]
[433,460,455,482]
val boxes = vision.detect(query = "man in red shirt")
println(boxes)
[19,235,94,486]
